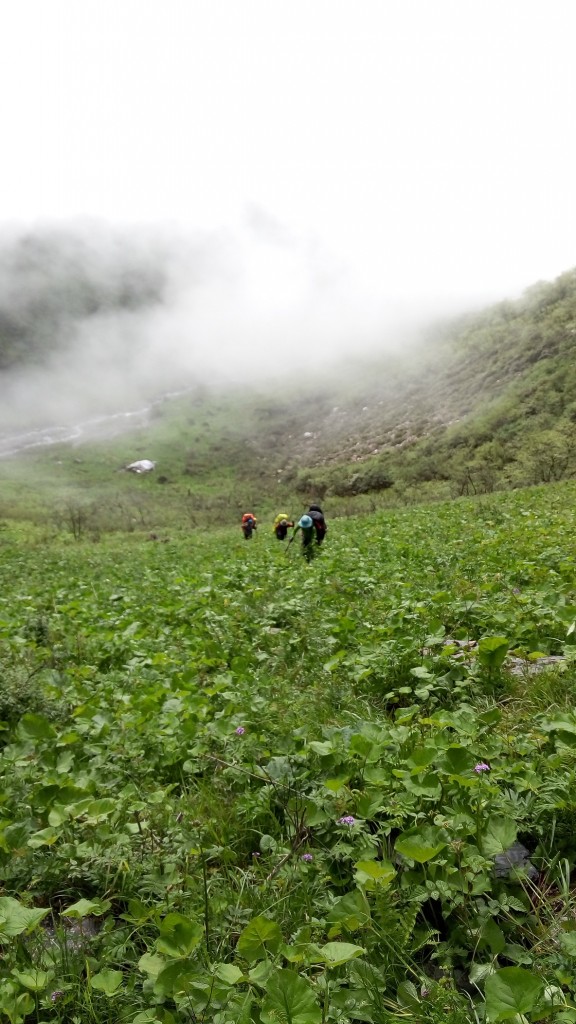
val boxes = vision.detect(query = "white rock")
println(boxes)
[126,459,156,474]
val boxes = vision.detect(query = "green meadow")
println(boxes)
[2,482,576,1022]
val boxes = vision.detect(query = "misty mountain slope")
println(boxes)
[263,267,576,497]
[0,229,167,372]
[205,266,576,489]
[2,262,576,518]
[77,260,576,508]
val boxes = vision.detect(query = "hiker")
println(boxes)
[273,512,294,540]
[292,514,317,561]
[241,512,257,539]
[308,504,327,546]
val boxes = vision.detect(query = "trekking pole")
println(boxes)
[285,535,295,556]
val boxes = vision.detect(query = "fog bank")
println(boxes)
[0,218,500,441]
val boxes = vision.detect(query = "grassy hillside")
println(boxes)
[271,268,576,501]
[6,250,576,1021]
[2,483,576,1020]
[1,264,576,533]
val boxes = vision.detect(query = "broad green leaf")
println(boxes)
[213,963,245,984]
[281,941,326,964]
[403,773,442,798]
[12,969,52,991]
[354,859,395,888]
[0,984,34,1021]
[19,713,56,740]
[326,890,371,931]
[90,969,123,996]
[64,796,94,819]
[356,790,386,818]
[222,993,255,1024]
[27,826,60,848]
[539,716,576,735]
[138,952,166,977]
[319,942,365,966]
[153,959,199,998]
[248,960,274,987]
[324,776,349,793]
[261,968,321,1024]
[83,798,118,822]
[479,918,506,955]
[480,817,517,857]
[485,966,543,1020]
[410,666,433,680]
[308,741,333,756]
[406,746,436,770]
[559,932,576,957]
[62,897,111,918]
[395,826,448,863]
[440,747,475,774]
[397,980,421,1009]
[349,733,377,758]
[478,637,510,670]
[0,897,49,937]
[237,916,281,963]
[156,913,203,957]
[48,806,67,827]
[469,962,496,984]
[364,767,390,785]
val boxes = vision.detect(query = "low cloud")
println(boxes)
[0,216,487,446]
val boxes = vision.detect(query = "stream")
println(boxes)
[0,388,193,459]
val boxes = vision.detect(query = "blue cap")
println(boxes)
[299,515,313,528]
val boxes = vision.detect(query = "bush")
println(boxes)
[0,666,65,731]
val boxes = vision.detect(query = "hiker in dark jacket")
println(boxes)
[308,504,327,545]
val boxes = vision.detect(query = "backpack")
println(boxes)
[309,510,326,528]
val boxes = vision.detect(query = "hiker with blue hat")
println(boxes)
[292,513,317,561]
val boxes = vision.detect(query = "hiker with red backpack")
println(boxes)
[241,513,257,539]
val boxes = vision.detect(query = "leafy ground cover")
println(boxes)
[2,484,576,1021]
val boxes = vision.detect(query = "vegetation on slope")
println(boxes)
[274,268,576,501]
[2,484,576,1020]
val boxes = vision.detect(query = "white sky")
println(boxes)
[2,0,576,310]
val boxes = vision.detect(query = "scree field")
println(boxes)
[2,483,576,1023]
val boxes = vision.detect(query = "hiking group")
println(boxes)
[242,506,327,560]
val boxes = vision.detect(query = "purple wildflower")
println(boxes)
[235,726,245,735]
[50,991,64,1003]
[337,815,356,826]
[474,762,491,773]
[301,853,313,862]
